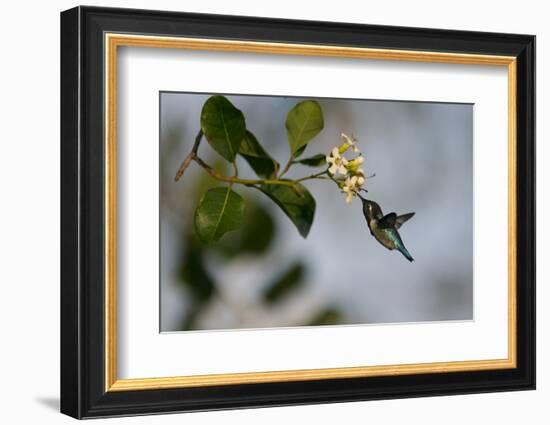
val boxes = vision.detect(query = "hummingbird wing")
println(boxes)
[378,212,397,228]
[395,212,415,229]
[379,212,415,229]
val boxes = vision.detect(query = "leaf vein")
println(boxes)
[212,188,231,240]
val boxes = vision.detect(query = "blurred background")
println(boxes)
[160,92,473,332]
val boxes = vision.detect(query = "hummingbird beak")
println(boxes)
[356,191,367,202]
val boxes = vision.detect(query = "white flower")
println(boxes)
[341,170,367,204]
[356,168,366,186]
[326,147,348,176]
[340,133,359,153]
[327,132,368,203]
[342,175,359,203]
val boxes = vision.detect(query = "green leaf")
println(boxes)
[200,96,246,162]
[194,187,245,243]
[295,153,327,167]
[177,235,217,331]
[238,131,280,178]
[178,239,216,302]
[293,145,307,158]
[285,100,324,157]
[259,183,315,238]
[214,199,276,257]
[263,262,305,304]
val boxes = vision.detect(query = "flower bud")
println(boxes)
[338,133,358,154]
[346,155,364,172]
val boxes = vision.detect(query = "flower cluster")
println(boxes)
[326,133,366,204]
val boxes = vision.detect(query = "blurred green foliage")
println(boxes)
[263,263,305,304]
[307,308,343,326]
[174,185,344,330]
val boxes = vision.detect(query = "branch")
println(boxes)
[174,130,328,192]
[192,156,298,188]
[278,157,293,178]
[174,130,203,181]
[295,170,328,182]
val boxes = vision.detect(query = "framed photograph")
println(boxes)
[60,6,535,419]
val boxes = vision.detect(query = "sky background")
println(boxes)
[159,92,473,332]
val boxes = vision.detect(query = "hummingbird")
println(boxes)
[357,194,415,262]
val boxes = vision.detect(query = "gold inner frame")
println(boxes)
[104,33,517,392]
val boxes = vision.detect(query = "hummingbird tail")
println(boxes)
[398,246,414,262]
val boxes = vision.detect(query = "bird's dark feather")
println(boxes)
[378,212,397,229]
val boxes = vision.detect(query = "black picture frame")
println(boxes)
[61,5,535,419]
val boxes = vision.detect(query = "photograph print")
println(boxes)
[160,92,473,332]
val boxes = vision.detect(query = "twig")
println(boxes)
[326,173,343,186]
[278,157,293,178]
[295,170,328,182]
[174,130,203,181]
[192,156,298,188]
